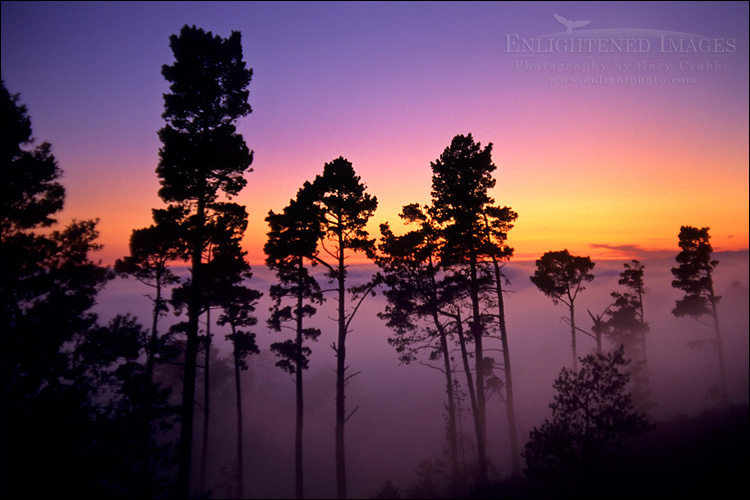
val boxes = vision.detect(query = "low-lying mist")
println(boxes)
[96,250,749,498]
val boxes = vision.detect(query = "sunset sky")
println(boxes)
[2,1,748,264]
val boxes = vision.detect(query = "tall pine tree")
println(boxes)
[427,134,512,484]
[304,157,378,499]
[671,226,728,404]
[531,250,595,373]
[156,25,253,497]
[265,186,325,499]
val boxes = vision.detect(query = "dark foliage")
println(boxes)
[602,260,652,413]
[470,404,748,499]
[2,80,176,498]
[1,80,64,234]
[522,347,651,480]
[670,226,728,403]
[530,250,595,307]
[265,186,324,374]
[671,226,720,318]
[370,480,402,499]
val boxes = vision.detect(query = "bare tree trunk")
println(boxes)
[491,258,520,475]
[468,252,488,484]
[708,282,729,404]
[435,314,460,483]
[199,308,211,494]
[637,285,648,365]
[232,324,245,499]
[141,267,164,498]
[335,236,347,499]
[569,301,578,373]
[589,311,604,356]
[295,280,305,499]
[176,190,205,498]
[146,267,163,390]
[454,309,483,477]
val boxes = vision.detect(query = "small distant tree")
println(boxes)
[523,346,651,479]
[603,260,651,412]
[671,226,728,403]
[530,250,595,373]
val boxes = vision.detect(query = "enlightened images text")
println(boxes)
[505,34,736,54]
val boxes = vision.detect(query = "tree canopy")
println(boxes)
[671,226,720,318]
[157,25,253,204]
[1,80,65,235]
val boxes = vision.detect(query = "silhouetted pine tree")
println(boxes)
[426,133,509,484]
[210,205,261,500]
[530,250,595,373]
[603,260,652,413]
[114,206,187,496]
[304,157,378,499]
[671,226,728,404]
[156,25,253,497]
[265,186,325,499]
[115,207,185,396]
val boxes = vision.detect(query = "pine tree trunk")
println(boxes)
[468,252,488,484]
[176,189,205,498]
[435,314,460,483]
[708,281,729,404]
[570,301,578,373]
[141,268,163,498]
[638,286,648,365]
[491,258,520,475]
[335,236,347,499]
[232,324,245,499]
[295,279,305,499]
[454,309,482,476]
[199,310,211,494]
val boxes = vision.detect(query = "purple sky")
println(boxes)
[2,1,748,263]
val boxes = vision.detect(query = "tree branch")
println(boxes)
[344,406,359,425]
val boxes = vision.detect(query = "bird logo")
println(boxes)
[553,14,590,34]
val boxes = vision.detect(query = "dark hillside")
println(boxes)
[471,404,749,499]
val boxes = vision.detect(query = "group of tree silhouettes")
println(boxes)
[2,25,736,499]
